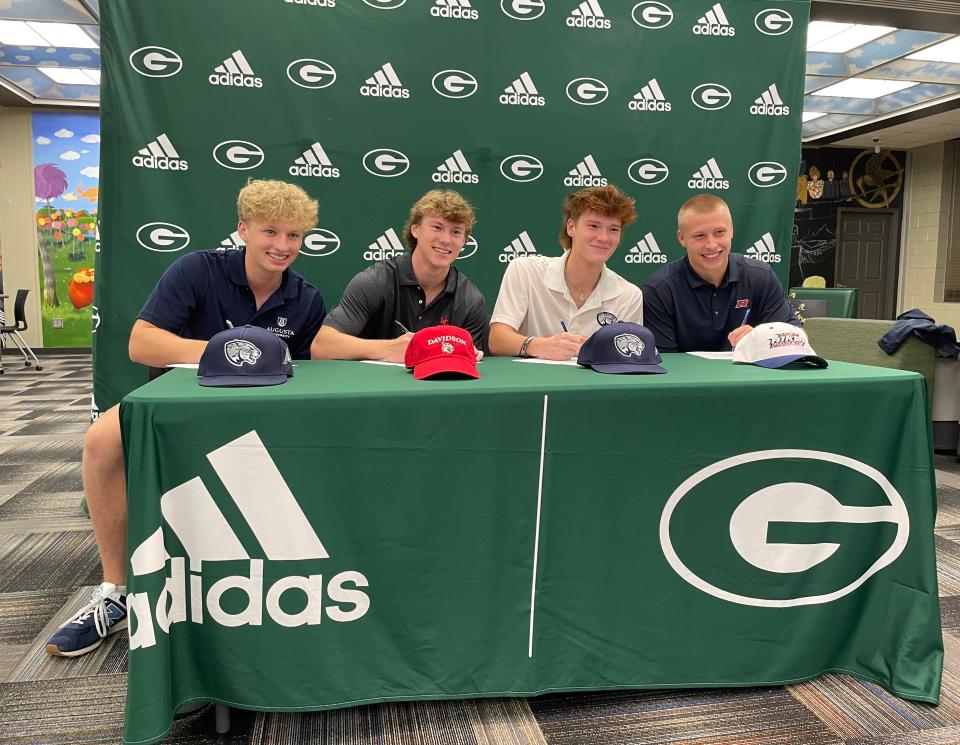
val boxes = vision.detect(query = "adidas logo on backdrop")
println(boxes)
[629,78,671,112]
[433,149,478,184]
[288,142,340,178]
[132,133,188,171]
[500,71,545,106]
[750,84,790,116]
[432,0,478,19]
[625,232,667,264]
[127,431,370,650]
[567,0,611,28]
[364,227,405,261]
[219,231,245,251]
[361,63,410,98]
[746,232,781,263]
[693,3,735,36]
[209,50,263,88]
[499,230,537,263]
[564,154,607,187]
[688,157,729,190]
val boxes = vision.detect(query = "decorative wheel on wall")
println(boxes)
[848,150,904,208]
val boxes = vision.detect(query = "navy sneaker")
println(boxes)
[45,582,127,657]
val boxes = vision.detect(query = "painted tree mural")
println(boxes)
[34,163,68,307]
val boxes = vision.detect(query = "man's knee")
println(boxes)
[83,405,123,469]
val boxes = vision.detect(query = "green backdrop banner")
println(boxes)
[96,0,809,408]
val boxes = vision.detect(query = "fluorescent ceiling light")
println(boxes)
[27,22,98,49]
[907,36,960,63]
[812,78,918,99]
[807,23,896,53]
[0,20,49,46]
[802,111,828,122]
[38,67,100,85]
[806,21,852,49]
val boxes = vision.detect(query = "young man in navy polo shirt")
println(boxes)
[45,179,326,657]
[641,194,799,353]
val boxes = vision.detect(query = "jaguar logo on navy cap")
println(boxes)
[577,322,667,374]
[198,325,294,387]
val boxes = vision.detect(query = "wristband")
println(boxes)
[519,336,535,358]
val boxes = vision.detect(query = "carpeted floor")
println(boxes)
[1,353,959,744]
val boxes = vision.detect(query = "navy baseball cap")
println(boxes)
[198,325,294,387]
[577,322,666,374]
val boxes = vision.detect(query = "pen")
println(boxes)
[225,319,234,329]
[394,320,411,334]
[740,309,751,326]
[560,321,569,332]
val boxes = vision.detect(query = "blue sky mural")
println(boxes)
[31,110,99,210]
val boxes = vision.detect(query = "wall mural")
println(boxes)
[31,110,100,348]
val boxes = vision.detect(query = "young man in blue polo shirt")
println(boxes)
[641,194,798,352]
[45,179,326,657]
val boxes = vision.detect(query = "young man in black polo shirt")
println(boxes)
[641,194,799,352]
[311,190,487,362]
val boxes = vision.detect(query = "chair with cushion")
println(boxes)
[0,289,42,373]
[788,287,860,318]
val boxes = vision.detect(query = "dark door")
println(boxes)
[835,208,900,319]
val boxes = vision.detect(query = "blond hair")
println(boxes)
[559,184,637,250]
[403,190,476,250]
[677,194,730,231]
[237,179,318,229]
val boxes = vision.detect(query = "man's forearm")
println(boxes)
[128,321,207,366]
[488,323,526,356]
[310,325,392,360]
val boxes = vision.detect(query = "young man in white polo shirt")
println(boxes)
[488,184,641,360]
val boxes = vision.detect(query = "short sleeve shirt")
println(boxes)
[640,253,799,353]
[137,248,326,359]
[323,253,489,351]
[489,253,643,339]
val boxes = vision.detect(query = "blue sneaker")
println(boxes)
[45,582,127,657]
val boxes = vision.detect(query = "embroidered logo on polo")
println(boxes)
[136,222,191,253]
[361,63,410,98]
[364,227,405,261]
[209,50,263,88]
[289,142,340,178]
[659,450,909,607]
[277,317,288,328]
[432,0,478,19]
[501,0,545,21]
[751,84,789,116]
[213,141,264,171]
[286,59,336,89]
[755,8,793,35]
[133,134,188,171]
[615,334,645,358]
[597,311,619,326]
[628,158,669,186]
[629,79,671,112]
[219,231,244,251]
[567,0,611,29]
[748,161,788,188]
[625,232,667,264]
[432,70,478,99]
[500,72,545,106]
[693,3,735,36]
[127,431,370,650]
[500,154,544,183]
[688,158,729,190]
[301,228,341,257]
[129,46,182,78]
[566,78,608,105]
[631,1,673,28]
[499,230,537,263]
[362,149,410,177]
[225,340,262,367]
[433,149,478,184]
[565,154,607,187]
[746,232,781,263]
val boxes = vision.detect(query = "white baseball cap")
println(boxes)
[733,322,828,369]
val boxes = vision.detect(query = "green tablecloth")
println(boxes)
[120,355,942,744]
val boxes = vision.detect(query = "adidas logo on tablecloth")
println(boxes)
[288,142,340,178]
[127,431,370,650]
[746,232,781,263]
[132,133,188,171]
[693,3,735,36]
[750,84,790,116]
[499,230,537,263]
[500,71,545,106]
[566,0,611,28]
[629,78,671,112]
[688,157,729,190]
[361,62,410,98]
[209,50,263,87]
[565,154,607,187]
[218,231,245,252]
[364,227,406,261]
[433,149,478,184]
[625,232,668,264]
[432,0,478,19]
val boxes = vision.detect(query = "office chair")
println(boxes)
[0,289,42,373]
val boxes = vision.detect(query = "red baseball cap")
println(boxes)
[404,325,479,380]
